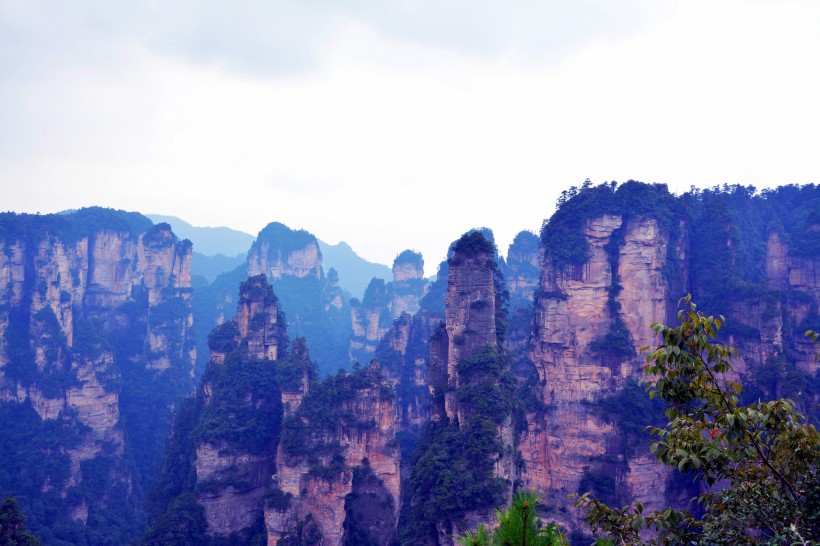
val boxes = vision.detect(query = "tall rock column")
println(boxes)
[522,214,680,536]
[405,230,516,546]
[194,275,287,537]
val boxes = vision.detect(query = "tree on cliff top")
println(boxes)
[575,296,820,545]
[0,496,42,546]
[457,491,568,546]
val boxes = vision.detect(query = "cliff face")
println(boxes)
[0,209,195,542]
[194,276,288,536]
[350,251,428,364]
[521,182,820,540]
[766,231,820,375]
[247,223,322,281]
[441,238,498,422]
[523,215,674,534]
[501,230,540,310]
[403,231,516,546]
[244,222,351,375]
[267,365,400,546]
[350,279,392,362]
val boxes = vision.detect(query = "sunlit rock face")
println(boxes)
[522,214,677,534]
[518,183,820,540]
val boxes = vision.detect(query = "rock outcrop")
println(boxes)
[247,223,322,281]
[0,209,195,541]
[194,276,288,536]
[520,182,820,540]
[245,222,351,375]
[266,365,400,546]
[349,251,428,364]
[406,231,516,545]
[500,230,540,310]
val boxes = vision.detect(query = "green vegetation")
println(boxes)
[457,491,568,546]
[280,365,386,464]
[275,338,317,391]
[194,353,283,452]
[575,296,820,545]
[0,401,146,545]
[594,380,665,458]
[449,231,496,265]
[541,181,680,268]
[394,249,424,268]
[1,496,42,546]
[255,222,317,255]
[142,398,207,546]
[588,316,635,364]
[399,417,509,544]
[0,207,153,246]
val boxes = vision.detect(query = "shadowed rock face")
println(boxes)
[0,210,194,536]
[501,230,541,310]
[243,221,351,375]
[349,250,428,364]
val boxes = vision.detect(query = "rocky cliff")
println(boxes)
[194,276,288,536]
[0,208,195,544]
[400,231,517,546]
[145,275,316,545]
[193,221,352,377]
[521,182,820,542]
[500,230,540,311]
[247,223,350,376]
[349,250,428,364]
[266,364,400,546]
[523,213,676,535]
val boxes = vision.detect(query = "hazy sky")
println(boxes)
[2,1,819,274]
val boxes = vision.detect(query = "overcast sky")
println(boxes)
[1,1,819,274]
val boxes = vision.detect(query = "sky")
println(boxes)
[1,1,819,275]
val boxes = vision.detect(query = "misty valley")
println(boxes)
[1,182,818,546]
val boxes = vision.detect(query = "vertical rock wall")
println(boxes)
[0,212,195,534]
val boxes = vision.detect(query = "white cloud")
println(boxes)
[1,1,819,274]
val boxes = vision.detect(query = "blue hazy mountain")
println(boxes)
[146,214,255,257]
[148,214,391,298]
[317,239,392,299]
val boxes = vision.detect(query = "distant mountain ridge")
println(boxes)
[317,239,392,298]
[148,214,392,299]
[146,214,255,257]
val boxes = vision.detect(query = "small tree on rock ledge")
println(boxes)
[575,295,820,545]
